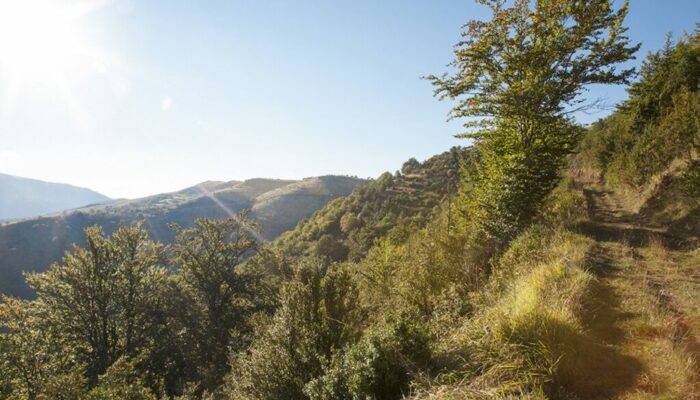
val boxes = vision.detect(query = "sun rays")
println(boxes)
[195,184,268,243]
[0,0,113,119]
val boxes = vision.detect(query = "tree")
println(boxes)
[0,296,86,400]
[429,0,639,248]
[315,234,349,263]
[579,31,700,187]
[169,213,263,392]
[25,223,169,390]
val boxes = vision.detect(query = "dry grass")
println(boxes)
[415,227,640,399]
[599,235,700,399]
[411,177,700,399]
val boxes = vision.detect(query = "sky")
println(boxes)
[0,0,699,199]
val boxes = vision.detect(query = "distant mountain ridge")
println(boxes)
[0,173,111,221]
[0,175,366,298]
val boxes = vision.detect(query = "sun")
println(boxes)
[0,0,104,85]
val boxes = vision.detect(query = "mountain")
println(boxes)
[276,147,469,262]
[0,173,111,221]
[0,175,366,298]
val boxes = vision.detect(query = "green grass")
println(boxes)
[411,223,602,398]
[408,176,700,399]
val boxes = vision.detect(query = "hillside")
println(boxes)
[276,146,468,262]
[405,31,700,398]
[0,176,365,298]
[2,3,700,400]
[0,173,111,221]
[225,26,700,400]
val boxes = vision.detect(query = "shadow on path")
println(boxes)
[553,241,643,398]
[576,188,690,250]
[574,183,700,397]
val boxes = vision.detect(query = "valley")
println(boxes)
[0,175,365,298]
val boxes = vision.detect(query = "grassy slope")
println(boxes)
[228,32,699,398]
[411,173,700,399]
[411,34,700,398]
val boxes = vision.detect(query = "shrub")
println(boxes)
[226,261,362,400]
[305,312,432,400]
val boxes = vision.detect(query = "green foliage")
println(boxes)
[355,210,479,319]
[168,213,264,392]
[305,312,432,400]
[25,223,169,387]
[429,0,638,249]
[0,216,264,398]
[580,32,700,187]
[682,160,700,198]
[87,356,158,400]
[315,233,349,263]
[277,148,466,263]
[0,296,86,399]
[226,261,362,400]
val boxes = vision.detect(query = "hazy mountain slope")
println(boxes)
[0,176,365,298]
[0,173,111,221]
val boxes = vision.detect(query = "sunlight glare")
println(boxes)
[0,0,89,81]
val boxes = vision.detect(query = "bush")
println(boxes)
[418,226,598,398]
[305,312,432,400]
[226,261,362,400]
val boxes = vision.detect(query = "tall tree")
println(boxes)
[169,213,263,392]
[429,0,639,248]
[25,223,169,388]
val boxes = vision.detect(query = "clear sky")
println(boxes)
[0,0,698,199]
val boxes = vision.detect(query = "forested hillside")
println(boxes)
[0,176,365,298]
[276,147,468,263]
[1,2,699,400]
[577,32,700,236]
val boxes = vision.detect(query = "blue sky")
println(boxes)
[0,0,698,198]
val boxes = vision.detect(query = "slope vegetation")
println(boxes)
[408,32,700,399]
[0,176,365,298]
[227,32,700,400]
[276,147,468,262]
[2,13,699,400]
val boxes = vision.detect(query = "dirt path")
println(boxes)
[578,184,700,399]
